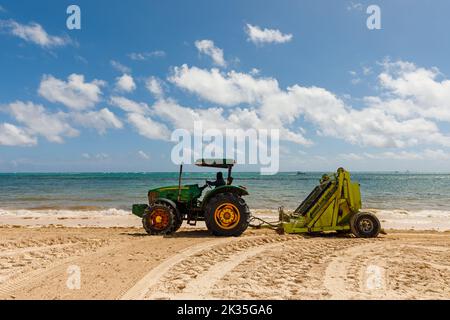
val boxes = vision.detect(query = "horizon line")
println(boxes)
[1,170,450,174]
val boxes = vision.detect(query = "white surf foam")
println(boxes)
[0,208,131,218]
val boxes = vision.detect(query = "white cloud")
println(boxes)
[169,64,280,106]
[38,74,105,110]
[369,151,423,160]
[4,101,79,143]
[81,153,109,160]
[347,2,364,11]
[145,77,164,98]
[250,68,260,76]
[0,123,36,146]
[128,51,166,60]
[153,99,226,131]
[127,112,170,141]
[152,98,310,145]
[167,65,310,144]
[338,153,365,161]
[95,153,109,160]
[422,149,450,160]
[245,24,293,45]
[362,66,372,75]
[110,60,131,74]
[367,59,450,122]
[195,40,226,67]
[108,95,169,141]
[349,70,362,84]
[138,150,150,160]
[72,108,123,134]
[115,74,136,92]
[0,19,72,48]
[5,55,449,156]
[109,96,150,115]
[286,85,450,148]
[75,55,88,64]
[363,149,450,161]
[167,63,450,149]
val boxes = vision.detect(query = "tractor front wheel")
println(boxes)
[350,212,381,238]
[205,193,250,237]
[142,203,175,235]
[172,214,183,232]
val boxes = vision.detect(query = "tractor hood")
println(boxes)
[148,184,203,203]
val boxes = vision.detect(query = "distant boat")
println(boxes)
[296,171,306,175]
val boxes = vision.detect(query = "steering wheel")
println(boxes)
[204,180,212,189]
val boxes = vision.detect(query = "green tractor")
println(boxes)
[132,159,250,236]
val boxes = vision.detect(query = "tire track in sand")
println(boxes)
[323,240,450,299]
[150,242,290,300]
[0,243,78,257]
[0,240,110,298]
[0,252,90,297]
[120,238,230,300]
[323,242,383,299]
[122,235,299,300]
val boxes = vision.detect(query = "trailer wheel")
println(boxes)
[350,212,381,238]
[205,193,250,237]
[142,203,175,235]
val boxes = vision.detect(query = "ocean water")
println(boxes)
[1,172,450,229]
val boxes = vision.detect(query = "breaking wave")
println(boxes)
[0,207,130,217]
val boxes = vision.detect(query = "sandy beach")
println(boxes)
[1,215,449,300]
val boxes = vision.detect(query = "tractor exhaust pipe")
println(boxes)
[177,164,183,202]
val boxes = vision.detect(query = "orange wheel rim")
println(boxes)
[149,208,170,230]
[214,203,240,230]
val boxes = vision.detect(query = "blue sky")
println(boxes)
[1,0,450,172]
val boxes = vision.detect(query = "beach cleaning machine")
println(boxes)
[279,167,381,238]
[132,161,381,238]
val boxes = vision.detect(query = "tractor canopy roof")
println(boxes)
[194,158,235,169]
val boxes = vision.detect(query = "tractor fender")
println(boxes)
[153,198,180,217]
[201,185,249,210]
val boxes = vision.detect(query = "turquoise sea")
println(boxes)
[0,172,449,212]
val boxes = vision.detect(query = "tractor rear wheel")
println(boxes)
[205,193,250,237]
[350,212,381,238]
[142,203,176,235]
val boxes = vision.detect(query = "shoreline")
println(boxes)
[1,207,450,232]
